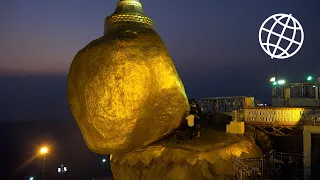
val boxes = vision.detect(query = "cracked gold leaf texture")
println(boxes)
[67,28,190,154]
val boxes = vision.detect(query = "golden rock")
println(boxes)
[110,130,262,180]
[67,0,189,154]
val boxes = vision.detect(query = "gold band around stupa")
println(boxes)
[104,0,154,34]
[117,0,142,8]
[106,14,153,26]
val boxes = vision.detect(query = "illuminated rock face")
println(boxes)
[110,130,262,180]
[67,0,189,154]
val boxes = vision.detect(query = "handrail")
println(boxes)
[233,150,303,179]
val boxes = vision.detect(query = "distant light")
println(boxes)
[29,177,34,180]
[313,85,316,88]
[102,158,106,163]
[307,76,313,81]
[270,77,276,82]
[278,80,285,85]
[39,147,48,155]
[272,82,278,86]
[58,165,67,173]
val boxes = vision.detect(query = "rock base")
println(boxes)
[110,129,262,180]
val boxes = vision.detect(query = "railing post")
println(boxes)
[315,85,318,100]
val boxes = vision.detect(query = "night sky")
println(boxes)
[1,0,320,122]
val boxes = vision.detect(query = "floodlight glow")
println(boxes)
[39,147,48,155]
[270,77,276,82]
[307,76,313,81]
[278,80,285,85]
[29,177,34,180]
[273,82,278,85]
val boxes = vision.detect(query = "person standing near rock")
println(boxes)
[189,101,201,137]
[206,111,212,125]
[194,104,201,137]
[186,100,203,138]
[186,113,195,139]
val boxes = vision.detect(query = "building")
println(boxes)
[272,77,320,107]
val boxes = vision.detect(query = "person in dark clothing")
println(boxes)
[186,113,195,139]
[193,103,201,137]
[206,111,212,125]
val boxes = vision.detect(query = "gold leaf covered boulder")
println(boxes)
[110,130,262,180]
[67,0,189,154]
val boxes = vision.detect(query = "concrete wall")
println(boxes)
[272,98,320,107]
[289,99,319,107]
[226,121,244,134]
[272,98,284,106]
[303,126,320,180]
[311,134,320,179]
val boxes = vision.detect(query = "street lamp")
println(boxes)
[39,147,48,155]
[39,146,49,180]
[277,79,286,85]
[270,77,276,82]
[57,164,67,180]
[101,158,107,177]
[307,76,313,81]
[102,158,106,163]
[272,80,285,86]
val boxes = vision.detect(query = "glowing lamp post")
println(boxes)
[57,164,67,180]
[101,157,107,177]
[39,146,49,180]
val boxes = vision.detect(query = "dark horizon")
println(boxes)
[2,119,113,179]
[1,71,320,122]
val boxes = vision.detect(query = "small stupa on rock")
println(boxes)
[104,0,154,34]
[67,0,190,154]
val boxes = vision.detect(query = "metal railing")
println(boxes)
[232,156,263,180]
[233,150,303,180]
[302,117,320,126]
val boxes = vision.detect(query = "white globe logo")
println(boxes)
[259,13,304,59]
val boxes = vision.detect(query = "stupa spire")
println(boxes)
[104,0,154,35]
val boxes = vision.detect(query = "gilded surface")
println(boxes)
[110,130,262,180]
[104,0,153,35]
[67,28,189,154]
